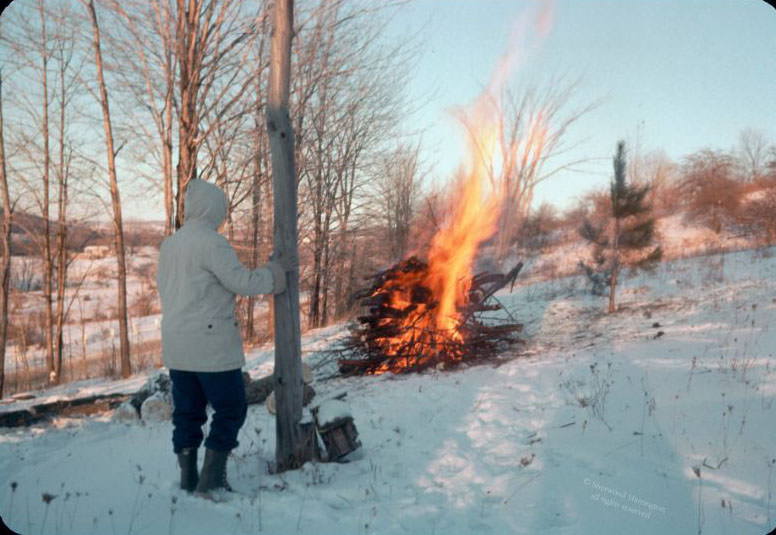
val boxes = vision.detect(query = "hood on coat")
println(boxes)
[183,178,227,230]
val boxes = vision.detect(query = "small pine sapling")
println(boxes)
[579,140,662,312]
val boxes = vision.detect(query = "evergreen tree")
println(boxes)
[579,141,662,312]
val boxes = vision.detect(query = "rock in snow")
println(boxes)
[140,392,172,422]
[130,370,171,413]
[111,401,140,423]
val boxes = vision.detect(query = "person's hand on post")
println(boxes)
[274,253,298,273]
[276,257,299,273]
[267,252,294,294]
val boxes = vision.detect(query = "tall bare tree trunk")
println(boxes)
[174,0,199,228]
[333,246,344,318]
[163,71,175,235]
[264,177,275,337]
[320,220,331,326]
[247,113,263,341]
[162,0,176,236]
[38,0,55,379]
[52,54,69,384]
[267,0,306,472]
[0,72,12,399]
[53,182,67,383]
[347,241,357,311]
[247,24,268,341]
[308,231,322,327]
[85,0,131,378]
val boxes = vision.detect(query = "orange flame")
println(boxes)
[369,2,554,374]
[426,99,502,338]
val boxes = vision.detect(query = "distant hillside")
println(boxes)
[1,209,164,256]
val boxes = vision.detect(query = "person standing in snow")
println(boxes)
[157,178,289,497]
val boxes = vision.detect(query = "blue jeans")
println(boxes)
[169,369,247,453]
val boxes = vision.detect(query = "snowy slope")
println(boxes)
[1,247,776,534]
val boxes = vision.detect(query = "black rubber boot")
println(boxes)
[194,448,233,498]
[177,447,199,492]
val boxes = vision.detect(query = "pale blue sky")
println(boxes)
[4,0,774,220]
[386,0,776,210]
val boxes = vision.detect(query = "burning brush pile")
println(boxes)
[337,88,530,373]
[338,258,525,375]
[334,16,553,375]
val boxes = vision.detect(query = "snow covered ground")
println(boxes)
[5,246,272,381]
[1,247,775,534]
[6,248,163,373]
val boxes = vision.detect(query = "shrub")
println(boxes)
[679,149,744,233]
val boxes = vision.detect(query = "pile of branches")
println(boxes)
[338,257,525,375]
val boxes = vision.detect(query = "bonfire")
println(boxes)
[338,257,524,374]
[339,85,531,373]
[335,4,556,375]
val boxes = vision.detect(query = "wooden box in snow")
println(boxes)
[299,416,322,462]
[312,399,361,461]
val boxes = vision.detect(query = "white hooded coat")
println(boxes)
[157,179,285,372]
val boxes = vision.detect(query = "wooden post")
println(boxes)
[266,0,305,472]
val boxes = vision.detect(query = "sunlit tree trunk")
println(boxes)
[38,0,55,379]
[85,0,131,378]
[247,20,269,341]
[320,221,331,326]
[162,0,176,235]
[0,72,12,399]
[174,0,204,228]
[247,103,263,340]
[53,48,70,384]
